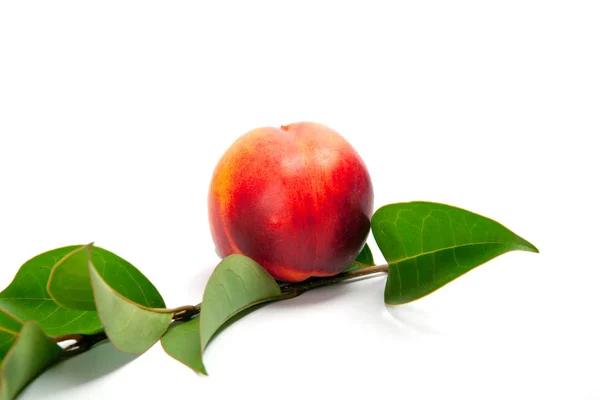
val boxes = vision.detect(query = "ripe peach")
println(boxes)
[208,122,374,282]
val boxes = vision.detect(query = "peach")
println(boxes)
[208,122,374,282]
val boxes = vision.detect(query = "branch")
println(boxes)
[278,264,389,297]
[54,264,388,359]
[54,306,202,360]
[58,331,108,360]
[172,305,201,321]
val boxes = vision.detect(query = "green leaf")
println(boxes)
[48,244,166,311]
[0,309,23,362]
[199,254,282,374]
[47,246,95,310]
[0,246,102,336]
[371,202,539,305]
[87,246,172,354]
[345,243,375,272]
[0,321,63,400]
[161,317,205,374]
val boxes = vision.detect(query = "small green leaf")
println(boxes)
[199,255,282,374]
[87,246,172,354]
[161,317,205,374]
[371,202,539,305]
[0,321,63,400]
[0,309,23,362]
[48,244,166,311]
[355,243,375,266]
[345,243,376,272]
[0,246,102,336]
[47,246,96,310]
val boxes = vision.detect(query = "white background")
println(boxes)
[1,1,598,399]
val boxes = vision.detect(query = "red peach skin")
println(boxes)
[208,122,374,282]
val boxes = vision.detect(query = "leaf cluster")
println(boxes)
[0,202,537,399]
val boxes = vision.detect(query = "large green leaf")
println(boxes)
[197,255,282,374]
[48,244,166,310]
[0,321,63,400]
[161,317,204,374]
[345,243,376,272]
[0,246,102,336]
[371,202,539,305]
[87,246,172,354]
[0,309,23,363]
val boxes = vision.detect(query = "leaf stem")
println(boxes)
[151,304,201,316]
[55,264,388,359]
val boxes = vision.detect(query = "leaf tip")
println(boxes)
[516,236,539,254]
